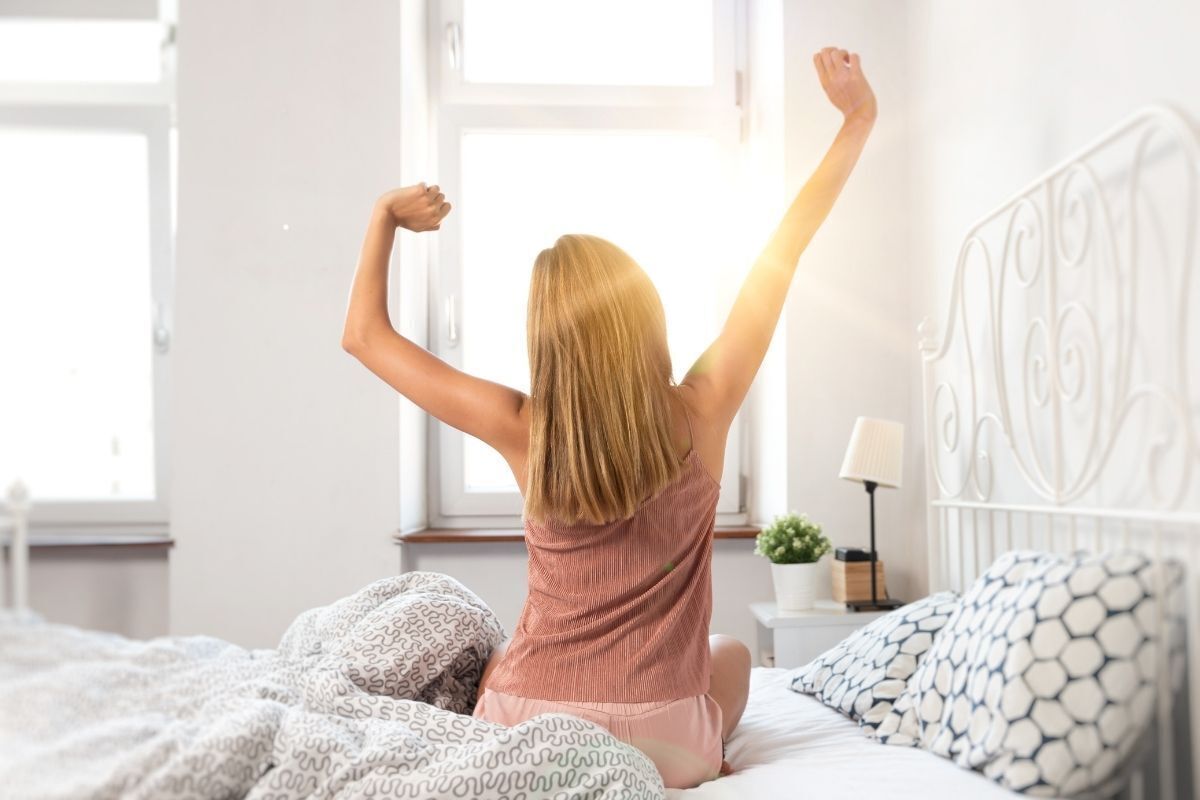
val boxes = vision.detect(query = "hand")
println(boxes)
[376,183,452,232]
[813,47,876,125]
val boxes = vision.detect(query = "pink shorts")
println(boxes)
[472,687,725,790]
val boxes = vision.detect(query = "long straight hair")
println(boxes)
[524,234,682,525]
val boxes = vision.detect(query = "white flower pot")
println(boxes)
[771,561,821,611]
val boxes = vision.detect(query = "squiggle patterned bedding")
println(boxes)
[0,571,665,799]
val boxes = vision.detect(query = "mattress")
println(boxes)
[670,667,1017,799]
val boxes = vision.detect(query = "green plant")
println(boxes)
[753,511,831,564]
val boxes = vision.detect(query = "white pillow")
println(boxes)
[876,550,1180,797]
[788,591,959,731]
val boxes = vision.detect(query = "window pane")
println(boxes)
[0,21,162,83]
[462,0,713,87]
[0,128,156,500]
[459,130,730,491]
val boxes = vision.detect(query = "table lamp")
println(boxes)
[839,417,905,611]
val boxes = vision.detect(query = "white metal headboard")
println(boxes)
[919,105,1198,799]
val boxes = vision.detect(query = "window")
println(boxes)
[0,19,163,83]
[459,0,715,87]
[0,3,175,529]
[429,0,749,524]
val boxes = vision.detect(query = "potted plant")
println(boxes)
[754,512,832,611]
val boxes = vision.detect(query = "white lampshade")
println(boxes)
[839,417,904,489]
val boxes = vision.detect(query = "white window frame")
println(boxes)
[0,2,175,533]
[427,0,749,527]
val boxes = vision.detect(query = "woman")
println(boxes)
[342,46,876,789]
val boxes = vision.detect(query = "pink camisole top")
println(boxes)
[484,404,721,703]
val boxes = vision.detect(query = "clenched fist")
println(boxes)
[814,47,876,125]
[376,183,452,232]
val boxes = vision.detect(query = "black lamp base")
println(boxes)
[847,479,904,613]
[845,597,905,612]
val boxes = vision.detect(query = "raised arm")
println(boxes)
[683,46,877,425]
[342,185,527,456]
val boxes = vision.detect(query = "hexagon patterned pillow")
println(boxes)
[788,591,960,732]
[875,550,1178,797]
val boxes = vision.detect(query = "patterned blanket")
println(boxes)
[0,571,664,799]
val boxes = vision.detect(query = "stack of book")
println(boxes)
[831,546,887,604]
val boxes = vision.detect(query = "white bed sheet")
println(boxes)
[670,667,1017,799]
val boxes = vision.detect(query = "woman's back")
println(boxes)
[484,398,721,703]
[344,43,877,786]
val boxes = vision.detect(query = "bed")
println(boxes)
[909,104,1199,798]
[917,103,1200,605]
[2,105,1197,799]
[670,667,1015,799]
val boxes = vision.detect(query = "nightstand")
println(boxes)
[750,600,891,669]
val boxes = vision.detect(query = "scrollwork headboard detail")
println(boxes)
[918,105,1198,800]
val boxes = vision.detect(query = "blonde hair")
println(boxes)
[525,234,682,525]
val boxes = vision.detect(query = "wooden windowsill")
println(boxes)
[394,526,759,544]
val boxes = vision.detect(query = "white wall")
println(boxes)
[772,0,1200,602]
[163,0,1200,649]
[162,0,917,648]
[904,0,1200,590]
[170,1,407,646]
[165,0,783,650]
[778,0,922,603]
[19,547,167,638]
[909,0,1200,318]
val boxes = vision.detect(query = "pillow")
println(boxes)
[876,550,1181,797]
[788,591,960,731]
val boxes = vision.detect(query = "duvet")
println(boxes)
[0,571,664,799]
